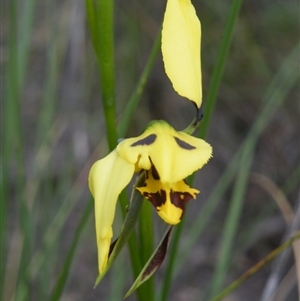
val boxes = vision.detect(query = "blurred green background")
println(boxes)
[3,0,299,301]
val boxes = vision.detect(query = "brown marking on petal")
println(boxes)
[151,164,160,180]
[143,190,166,208]
[131,134,157,147]
[174,137,196,150]
[170,190,194,210]
[109,238,118,257]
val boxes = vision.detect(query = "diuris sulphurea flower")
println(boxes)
[88,0,212,285]
[89,120,212,275]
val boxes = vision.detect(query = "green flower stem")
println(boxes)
[116,183,153,301]
[210,231,300,301]
[138,202,154,265]
[159,1,243,300]
[183,107,203,135]
[85,0,117,150]
[137,201,155,300]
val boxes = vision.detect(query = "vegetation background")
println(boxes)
[3,0,299,301]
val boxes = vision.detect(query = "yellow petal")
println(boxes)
[162,0,202,107]
[137,169,199,224]
[88,149,134,274]
[118,120,212,184]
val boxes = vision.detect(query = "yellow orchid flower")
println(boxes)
[89,120,212,275]
[89,0,208,280]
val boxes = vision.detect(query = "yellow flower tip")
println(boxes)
[98,236,111,275]
[157,203,182,225]
[162,0,202,107]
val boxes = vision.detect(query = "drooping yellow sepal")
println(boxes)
[88,150,134,274]
[162,0,202,108]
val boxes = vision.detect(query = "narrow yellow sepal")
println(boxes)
[88,150,134,274]
[162,0,202,107]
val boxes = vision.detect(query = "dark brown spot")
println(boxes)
[143,190,166,208]
[109,238,118,257]
[170,190,193,210]
[151,164,160,180]
[131,134,157,146]
[174,137,196,150]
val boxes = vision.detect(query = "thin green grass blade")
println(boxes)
[118,31,161,138]
[32,9,60,297]
[137,201,155,300]
[17,0,36,85]
[23,173,89,288]
[1,1,19,297]
[159,1,243,299]
[282,165,300,195]
[118,192,143,278]
[6,0,37,300]
[198,0,243,138]
[208,142,255,297]
[210,231,300,301]
[138,202,155,265]
[49,199,94,301]
[35,17,58,147]
[108,252,126,301]
[85,0,97,51]
[85,0,118,150]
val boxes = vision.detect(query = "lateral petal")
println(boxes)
[162,0,202,107]
[169,130,213,182]
[88,149,134,274]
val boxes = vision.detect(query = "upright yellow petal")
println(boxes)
[118,120,212,184]
[88,150,134,274]
[162,0,202,108]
